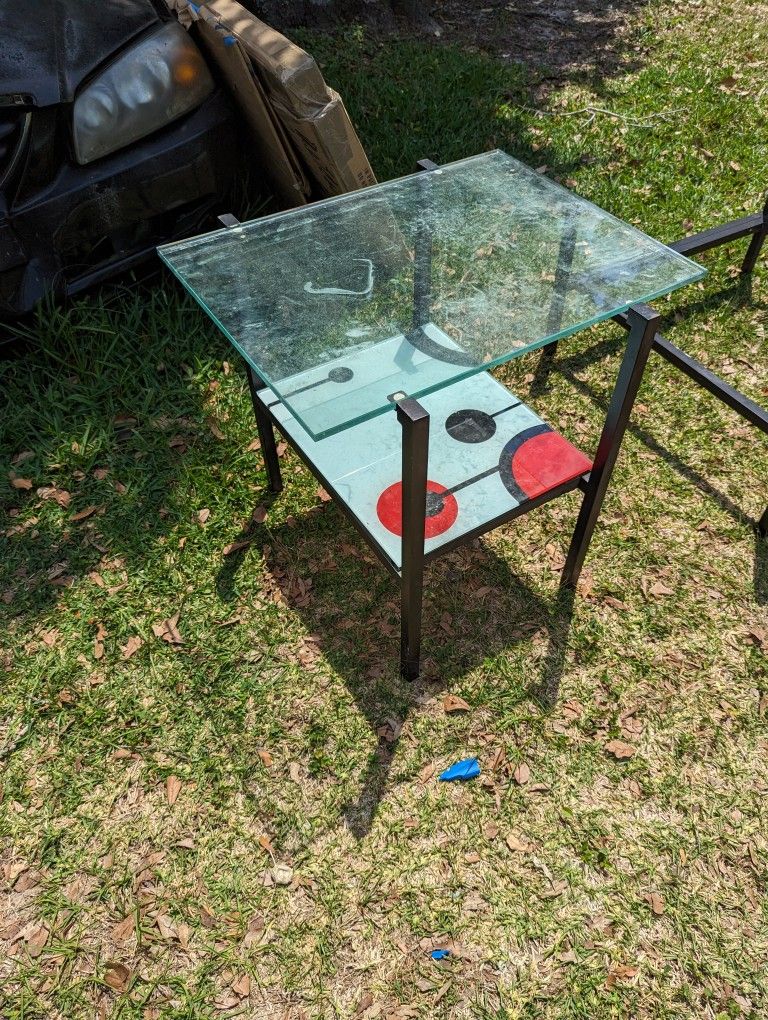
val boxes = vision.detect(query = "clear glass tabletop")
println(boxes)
[159,150,704,440]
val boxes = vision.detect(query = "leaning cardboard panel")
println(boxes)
[201,0,376,197]
[275,89,378,195]
[195,19,310,206]
[201,0,331,116]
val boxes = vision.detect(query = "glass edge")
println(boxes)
[295,394,396,442]
[162,245,706,442]
[505,157,708,276]
[157,250,287,400]
[157,149,505,258]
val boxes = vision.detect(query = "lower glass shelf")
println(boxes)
[258,370,592,571]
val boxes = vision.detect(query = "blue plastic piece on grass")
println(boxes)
[439,758,481,782]
[431,949,451,960]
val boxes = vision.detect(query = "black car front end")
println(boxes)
[0,1,246,319]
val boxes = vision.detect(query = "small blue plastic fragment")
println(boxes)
[431,949,451,960]
[223,34,236,45]
[439,758,481,782]
[187,1,200,11]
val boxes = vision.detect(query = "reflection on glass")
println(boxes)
[159,150,704,439]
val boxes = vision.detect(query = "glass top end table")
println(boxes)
[159,151,705,680]
[159,150,704,442]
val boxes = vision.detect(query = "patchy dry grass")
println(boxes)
[1,0,767,1017]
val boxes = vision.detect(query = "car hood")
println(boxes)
[0,0,163,108]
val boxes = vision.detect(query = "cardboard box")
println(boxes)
[200,0,376,197]
[276,89,378,195]
[195,18,310,206]
[201,0,332,116]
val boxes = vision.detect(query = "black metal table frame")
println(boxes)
[540,190,768,536]
[223,164,766,679]
[222,158,677,681]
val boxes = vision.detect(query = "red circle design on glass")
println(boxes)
[500,426,591,501]
[376,480,458,538]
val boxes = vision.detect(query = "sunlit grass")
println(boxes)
[1,1,766,1017]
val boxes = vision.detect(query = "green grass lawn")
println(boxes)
[1,1,766,1017]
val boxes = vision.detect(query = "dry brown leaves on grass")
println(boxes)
[604,739,637,760]
[93,623,107,660]
[120,635,144,659]
[442,694,470,713]
[166,775,182,805]
[645,891,666,915]
[104,961,131,992]
[70,504,102,523]
[222,538,253,556]
[37,485,71,507]
[9,475,33,490]
[111,915,134,943]
[505,832,534,853]
[606,964,638,988]
[152,614,183,645]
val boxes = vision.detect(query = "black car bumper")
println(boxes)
[0,89,243,318]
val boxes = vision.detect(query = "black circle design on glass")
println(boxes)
[283,365,354,398]
[445,408,497,444]
[405,326,476,367]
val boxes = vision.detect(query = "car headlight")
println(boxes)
[72,22,215,165]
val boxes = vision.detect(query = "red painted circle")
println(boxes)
[508,430,592,499]
[376,480,459,538]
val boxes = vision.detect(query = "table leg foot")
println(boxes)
[257,418,283,495]
[400,571,424,681]
[400,538,424,682]
[400,650,421,682]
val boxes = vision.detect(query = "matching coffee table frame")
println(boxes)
[541,191,768,535]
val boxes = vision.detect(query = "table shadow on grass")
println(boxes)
[217,511,575,838]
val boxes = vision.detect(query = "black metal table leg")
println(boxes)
[412,161,436,333]
[397,396,430,681]
[561,303,661,587]
[245,363,283,494]
[535,223,577,384]
[741,195,768,275]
